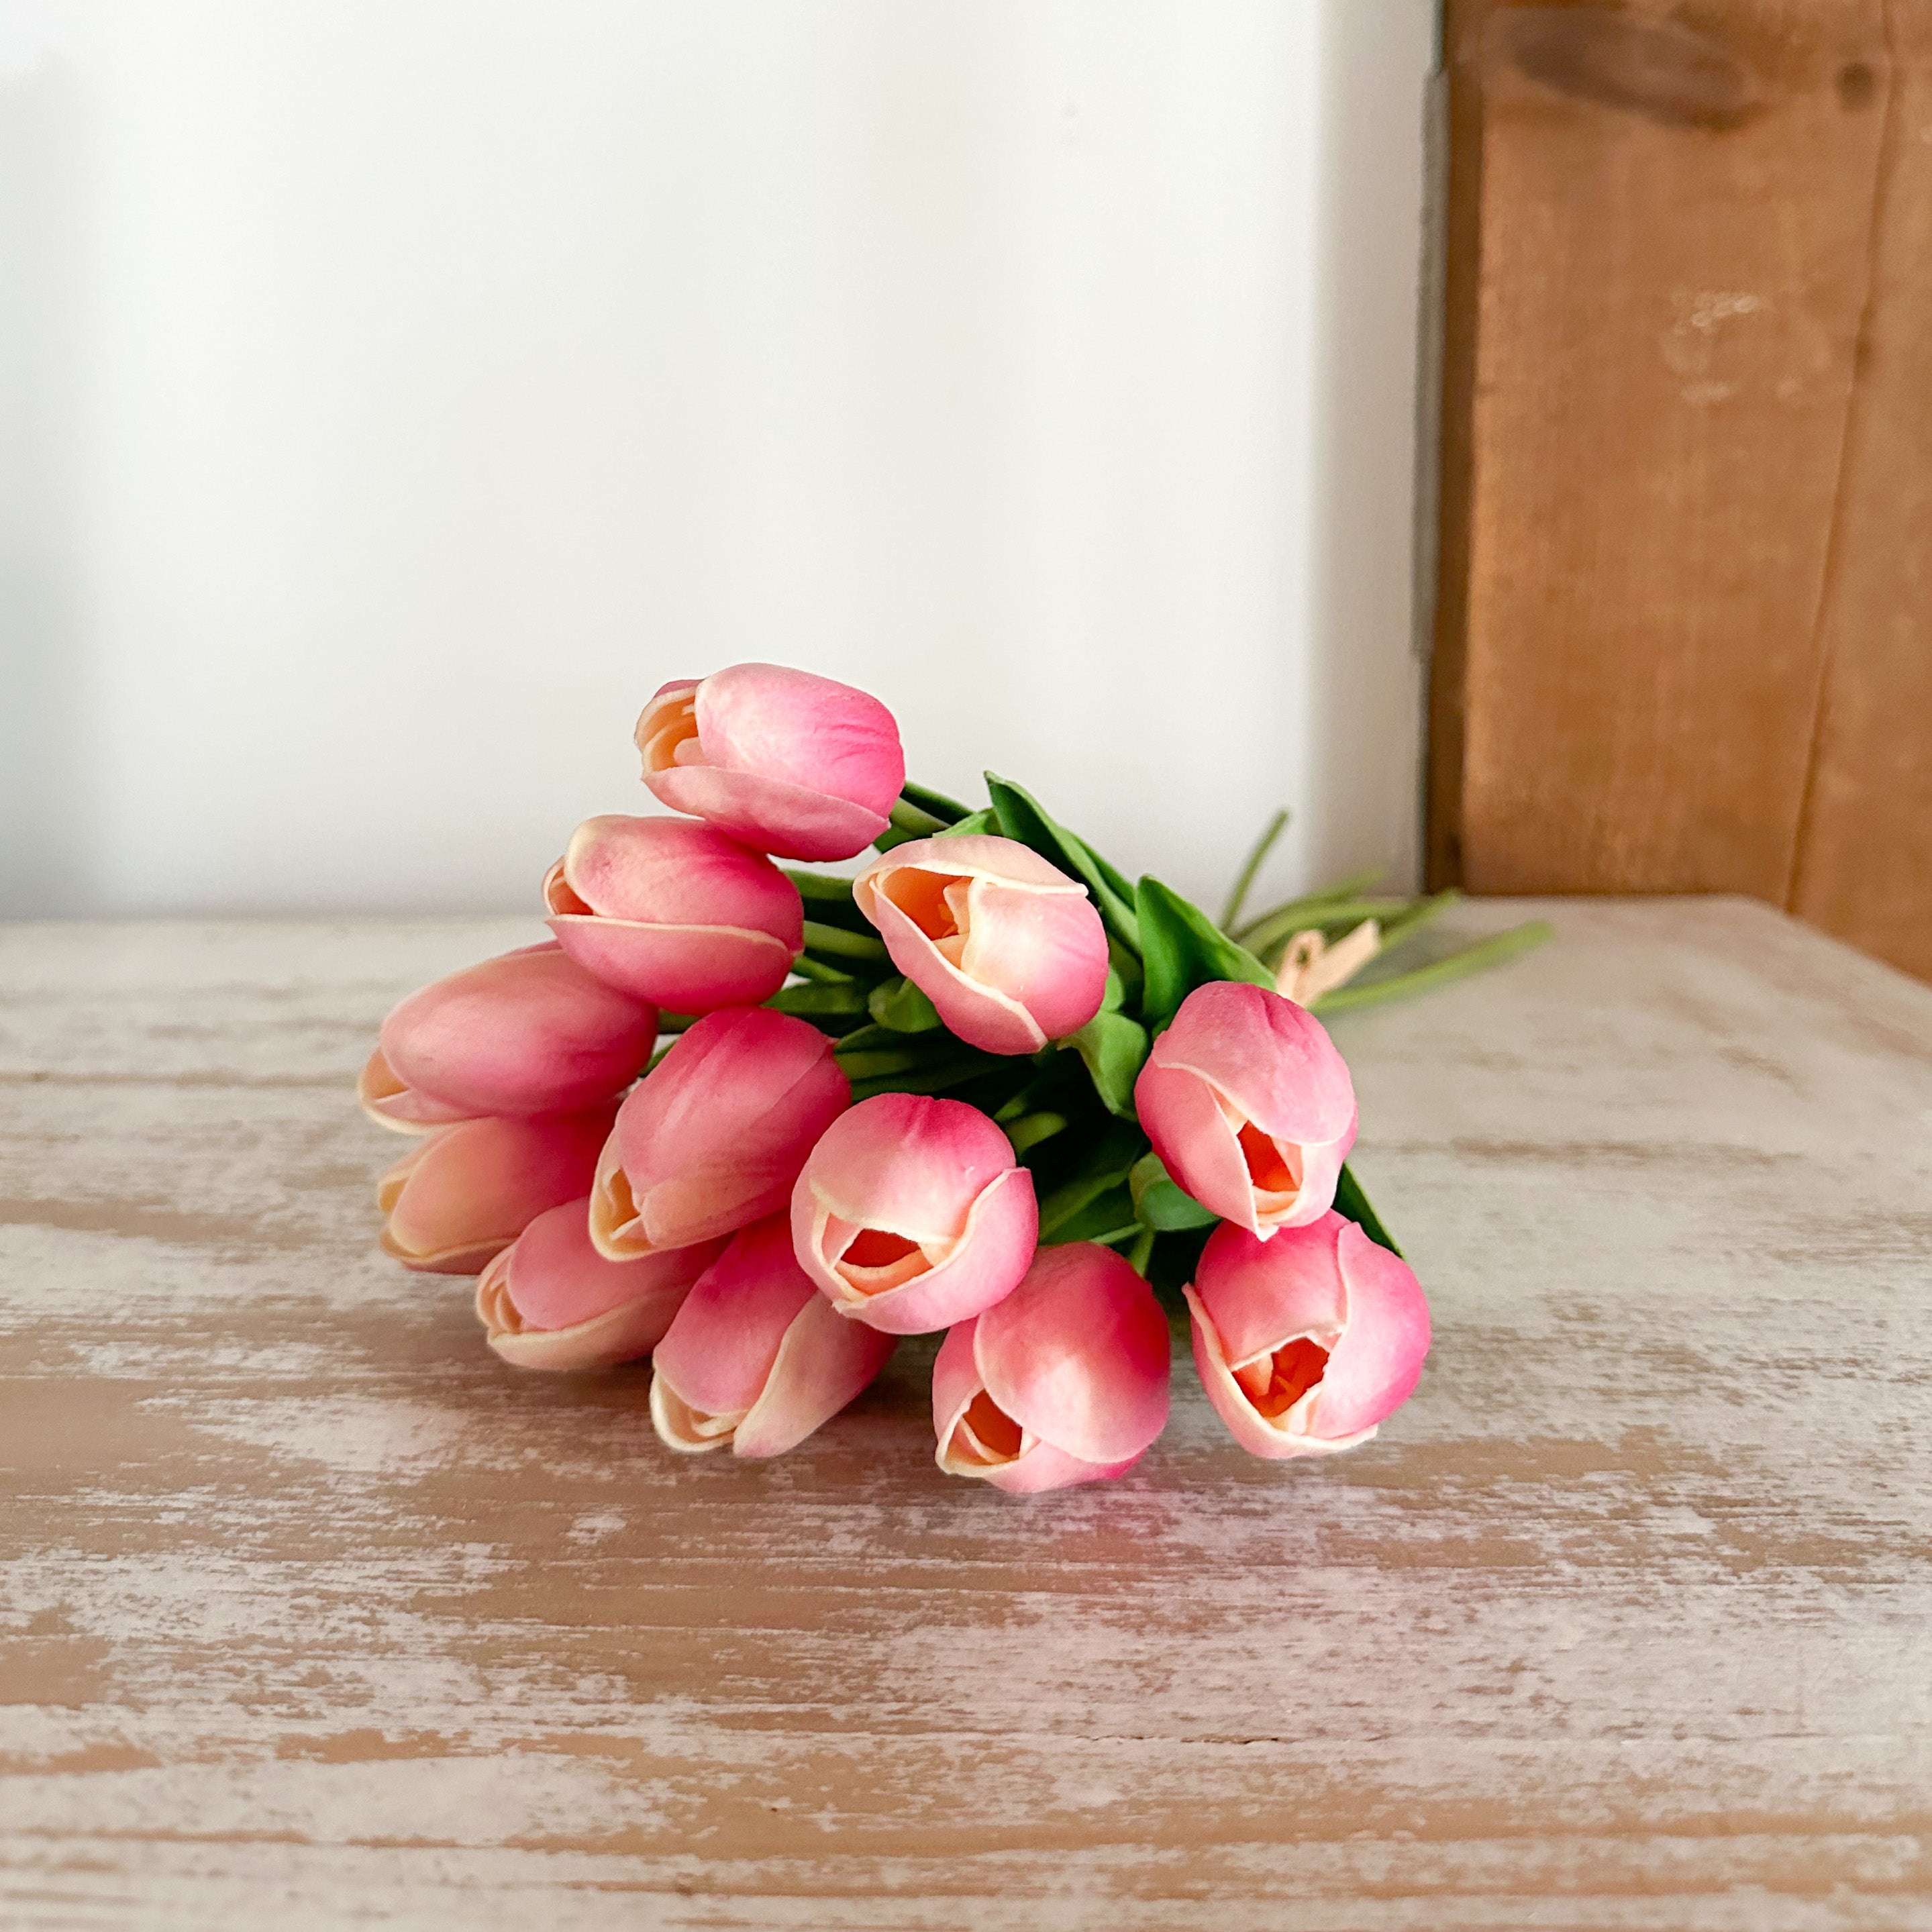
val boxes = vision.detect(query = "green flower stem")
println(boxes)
[1234,867,1385,945]
[783,868,858,906]
[1311,920,1554,1016]
[1372,888,1464,957]
[888,798,950,837]
[1001,1111,1069,1158]
[803,920,888,962]
[785,955,856,985]
[1219,807,1288,932]
[1243,895,1407,960]
[1126,1226,1156,1276]
[771,980,868,1016]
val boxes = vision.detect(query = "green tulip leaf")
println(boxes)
[1128,1152,1217,1231]
[984,773,1141,953]
[1333,1161,1403,1258]
[898,780,974,825]
[1135,875,1275,1032]
[768,979,870,1017]
[1037,1183,1139,1250]
[1034,1121,1147,1241]
[868,975,943,1033]
[935,807,997,838]
[1058,1009,1148,1119]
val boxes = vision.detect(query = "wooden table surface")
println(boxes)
[2,899,1929,1930]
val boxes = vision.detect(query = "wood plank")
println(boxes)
[1792,0,1932,983]
[3,905,1931,1925]
[1432,0,1892,897]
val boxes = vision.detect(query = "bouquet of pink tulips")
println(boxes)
[363,663,1545,1492]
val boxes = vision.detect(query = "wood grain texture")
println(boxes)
[1792,1,1932,984]
[1432,0,1894,896]
[3,907,1932,1929]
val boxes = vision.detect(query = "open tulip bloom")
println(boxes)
[361,661,1552,1490]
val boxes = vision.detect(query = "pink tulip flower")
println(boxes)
[791,1093,1038,1334]
[635,662,906,862]
[1185,1213,1430,1458]
[589,1007,850,1262]
[650,1214,897,1457]
[376,1109,615,1275]
[933,1242,1170,1494]
[1133,980,1357,1238]
[358,943,656,1133]
[543,813,803,1012]
[474,1197,727,1371]
[852,834,1110,1055]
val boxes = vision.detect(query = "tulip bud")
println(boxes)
[589,1007,849,1261]
[635,662,906,862]
[358,943,656,1133]
[650,1215,897,1458]
[543,814,803,1012]
[852,834,1109,1056]
[1184,1213,1429,1458]
[376,1109,614,1275]
[790,1093,1038,1335]
[1133,980,1357,1238]
[474,1197,727,1371]
[933,1242,1170,1494]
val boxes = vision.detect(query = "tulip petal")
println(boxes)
[1134,981,1357,1235]
[732,1293,897,1458]
[976,1441,1133,1494]
[973,1243,1170,1465]
[477,1266,684,1372]
[650,1213,817,1415]
[1184,1282,1373,1460]
[638,664,904,862]
[548,913,795,1010]
[821,1167,1039,1335]
[589,1010,848,1258]
[366,944,656,1128]
[865,891,1046,1054]
[852,835,1109,1056]
[1306,1221,1432,1439]
[378,1112,613,1275]
[648,1371,745,1454]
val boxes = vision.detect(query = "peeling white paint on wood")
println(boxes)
[1,899,1929,1929]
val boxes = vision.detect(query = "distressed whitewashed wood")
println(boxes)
[1,901,1929,1930]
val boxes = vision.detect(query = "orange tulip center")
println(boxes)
[834,1226,934,1297]
[879,869,974,968]
[1237,1119,1302,1198]
[1233,1337,1330,1418]
[546,872,595,917]
[640,693,707,772]
[948,1389,1025,1467]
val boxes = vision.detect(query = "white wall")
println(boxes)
[0,0,1436,919]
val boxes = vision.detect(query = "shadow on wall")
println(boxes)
[1303,0,1432,901]
[0,58,96,913]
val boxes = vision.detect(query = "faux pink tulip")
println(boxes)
[1184,1213,1430,1458]
[376,1109,615,1275]
[589,1007,849,1261]
[636,662,906,862]
[474,1197,727,1371]
[791,1093,1038,1335]
[1133,980,1357,1238]
[544,814,803,1012]
[650,1215,897,1457]
[852,834,1109,1055]
[933,1242,1170,1494]
[358,943,656,1132]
